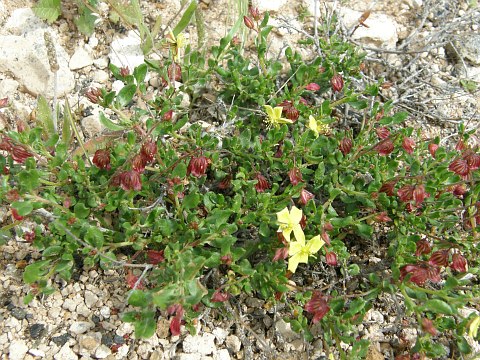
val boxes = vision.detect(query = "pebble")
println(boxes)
[84,290,99,308]
[95,344,112,358]
[69,46,94,70]
[54,343,77,360]
[69,321,95,334]
[183,333,216,355]
[225,335,241,353]
[29,323,46,339]
[9,339,29,360]
[28,348,46,357]
[78,332,102,356]
[212,327,228,344]
[275,319,301,341]
[214,349,231,360]
[10,306,27,320]
[52,333,72,346]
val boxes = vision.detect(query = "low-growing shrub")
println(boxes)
[1,7,479,359]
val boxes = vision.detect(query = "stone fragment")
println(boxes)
[9,339,29,360]
[84,290,99,308]
[0,78,19,98]
[82,115,104,138]
[94,57,109,69]
[156,318,170,339]
[109,30,144,69]
[52,333,72,346]
[69,321,95,334]
[214,349,231,360]
[29,323,46,339]
[275,319,301,341]
[69,46,94,70]
[78,332,102,356]
[95,344,112,358]
[212,327,228,344]
[54,343,78,360]
[225,335,241,353]
[183,333,216,355]
[29,348,46,357]
[10,306,27,320]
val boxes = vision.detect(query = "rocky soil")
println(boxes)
[0,0,479,359]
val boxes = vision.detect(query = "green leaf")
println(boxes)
[36,95,55,136]
[62,99,73,145]
[23,293,35,304]
[355,223,373,238]
[128,290,148,307]
[33,0,61,23]
[172,162,187,178]
[43,245,63,257]
[23,260,50,284]
[133,64,148,84]
[74,202,90,219]
[116,84,137,107]
[74,5,97,36]
[422,299,454,315]
[172,0,198,37]
[183,192,200,209]
[343,298,366,318]
[18,169,40,192]
[99,252,117,270]
[99,112,125,131]
[11,201,33,216]
[134,311,156,338]
[85,227,104,248]
[152,284,179,309]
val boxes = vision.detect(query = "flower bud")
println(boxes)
[11,144,33,163]
[211,290,230,302]
[168,62,182,82]
[11,208,24,221]
[463,150,480,170]
[273,247,289,261]
[422,318,438,336]
[325,251,338,266]
[243,16,255,30]
[339,137,353,155]
[448,158,470,177]
[147,250,165,265]
[415,239,431,257]
[120,66,130,77]
[374,211,392,223]
[0,97,8,108]
[413,184,429,206]
[299,188,314,205]
[131,154,147,173]
[428,249,450,267]
[119,170,142,191]
[288,167,303,186]
[221,254,233,265]
[379,180,397,196]
[374,139,394,156]
[397,184,415,202]
[248,6,261,21]
[305,83,320,91]
[450,253,467,273]
[163,109,174,121]
[284,107,299,122]
[140,140,157,163]
[428,143,439,158]
[402,137,415,154]
[331,74,344,92]
[254,173,270,192]
[375,127,390,139]
[217,175,232,190]
[187,156,210,177]
[92,149,111,170]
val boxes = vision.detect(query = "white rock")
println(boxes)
[0,78,19,97]
[214,349,231,360]
[54,343,78,360]
[183,333,216,355]
[275,319,301,341]
[212,327,228,344]
[95,344,112,358]
[82,115,104,138]
[84,290,99,308]
[116,322,135,337]
[112,80,125,94]
[62,298,78,312]
[78,332,102,356]
[2,8,46,35]
[94,57,109,69]
[403,0,423,8]
[109,30,144,69]
[338,8,398,49]
[93,70,110,83]
[69,321,95,334]
[69,46,94,70]
[116,344,130,358]
[99,306,111,318]
[89,35,99,48]
[29,348,46,357]
[225,335,241,353]
[9,339,29,360]
[256,0,288,12]
[367,309,385,323]
[77,302,92,317]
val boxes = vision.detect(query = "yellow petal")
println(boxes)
[288,252,308,273]
[282,228,292,242]
[264,105,275,119]
[290,206,303,223]
[468,316,480,338]
[293,225,305,244]
[288,241,303,257]
[276,207,291,224]
[273,107,283,120]
[306,235,325,254]
[308,116,319,137]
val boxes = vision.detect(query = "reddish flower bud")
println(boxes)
[231,35,241,46]
[126,271,144,289]
[284,107,299,122]
[288,167,303,186]
[320,230,330,245]
[397,184,415,202]
[379,180,397,196]
[422,318,438,336]
[374,139,394,156]
[24,231,35,243]
[217,175,232,190]
[305,82,320,91]
[304,291,330,323]
[448,158,470,177]
[463,149,480,170]
[0,97,8,108]
[415,239,431,257]
[330,74,344,92]
[211,290,230,303]
[274,140,283,158]
[131,155,146,173]
[140,140,157,163]
[339,137,353,155]
[221,254,233,265]
[11,208,24,221]
[299,188,315,206]
[146,250,165,265]
[428,249,450,267]
[455,139,466,151]
[248,6,261,21]
[187,156,209,177]
[243,16,255,30]
[273,247,289,261]
[300,214,307,230]
[413,184,429,206]
[119,170,142,191]
[325,251,338,266]
[400,263,440,285]
[5,189,20,202]
[402,137,415,154]
[167,304,184,316]
[374,211,392,223]
[16,119,28,133]
[450,253,467,273]
[11,144,33,164]
[323,222,334,232]
[375,127,390,140]
[299,97,309,106]
[120,66,130,77]
[428,143,439,158]
[92,149,111,170]
[254,173,270,192]
[0,135,13,152]
[168,63,182,82]
[85,88,102,104]
[170,315,182,336]
[451,184,467,197]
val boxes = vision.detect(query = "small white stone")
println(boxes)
[183,333,216,355]
[70,46,94,70]
[69,321,95,334]
[84,290,99,308]
[77,302,92,317]
[275,319,301,341]
[212,327,228,344]
[9,339,29,360]
[89,35,99,48]
[225,335,241,353]
[95,344,112,358]
[94,57,109,69]
[29,348,46,357]
[214,349,231,360]
[256,0,288,12]
[54,343,78,360]
[82,115,104,138]
[116,344,130,358]
[109,30,144,69]
[0,78,19,97]
[62,298,78,312]
[93,70,110,83]
[99,306,111,318]
[116,322,134,337]
[112,80,125,94]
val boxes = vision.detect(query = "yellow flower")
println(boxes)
[288,235,325,273]
[264,105,293,129]
[276,206,304,243]
[166,29,187,61]
[308,115,331,138]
